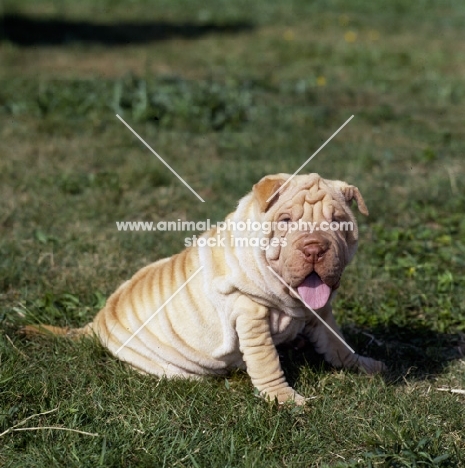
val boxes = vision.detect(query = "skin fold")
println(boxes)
[25,173,385,404]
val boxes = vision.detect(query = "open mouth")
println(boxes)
[296,272,332,309]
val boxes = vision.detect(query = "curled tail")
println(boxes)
[22,323,93,339]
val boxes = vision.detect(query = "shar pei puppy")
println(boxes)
[26,173,385,404]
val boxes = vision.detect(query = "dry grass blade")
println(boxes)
[436,387,465,395]
[0,408,59,438]
[4,334,28,359]
[0,408,99,438]
[10,427,99,437]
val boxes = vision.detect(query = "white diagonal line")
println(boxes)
[266,114,354,202]
[267,266,355,354]
[116,114,205,203]
[115,265,204,355]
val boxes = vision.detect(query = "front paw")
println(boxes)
[356,355,386,374]
[261,387,307,405]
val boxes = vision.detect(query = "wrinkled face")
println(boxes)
[253,173,368,309]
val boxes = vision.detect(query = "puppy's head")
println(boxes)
[253,173,368,309]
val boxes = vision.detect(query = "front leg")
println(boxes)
[234,296,306,404]
[303,303,385,374]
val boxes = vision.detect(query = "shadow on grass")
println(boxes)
[278,324,465,386]
[0,13,254,46]
[8,313,463,387]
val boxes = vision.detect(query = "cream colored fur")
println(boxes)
[26,173,385,404]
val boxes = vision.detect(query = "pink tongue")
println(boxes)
[296,272,331,309]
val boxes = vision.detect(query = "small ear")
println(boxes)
[253,175,287,212]
[340,184,369,216]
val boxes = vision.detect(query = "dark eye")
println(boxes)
[279,216,291,223]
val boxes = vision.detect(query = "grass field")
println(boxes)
[1,0,465,466]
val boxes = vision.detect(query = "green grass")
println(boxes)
[1,0,465,466]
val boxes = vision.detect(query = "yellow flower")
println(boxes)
[344,30,357,43]
[283,29,295,41]
[316,76,326,87]
[407,267,415,278]
[368,30,380,41]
